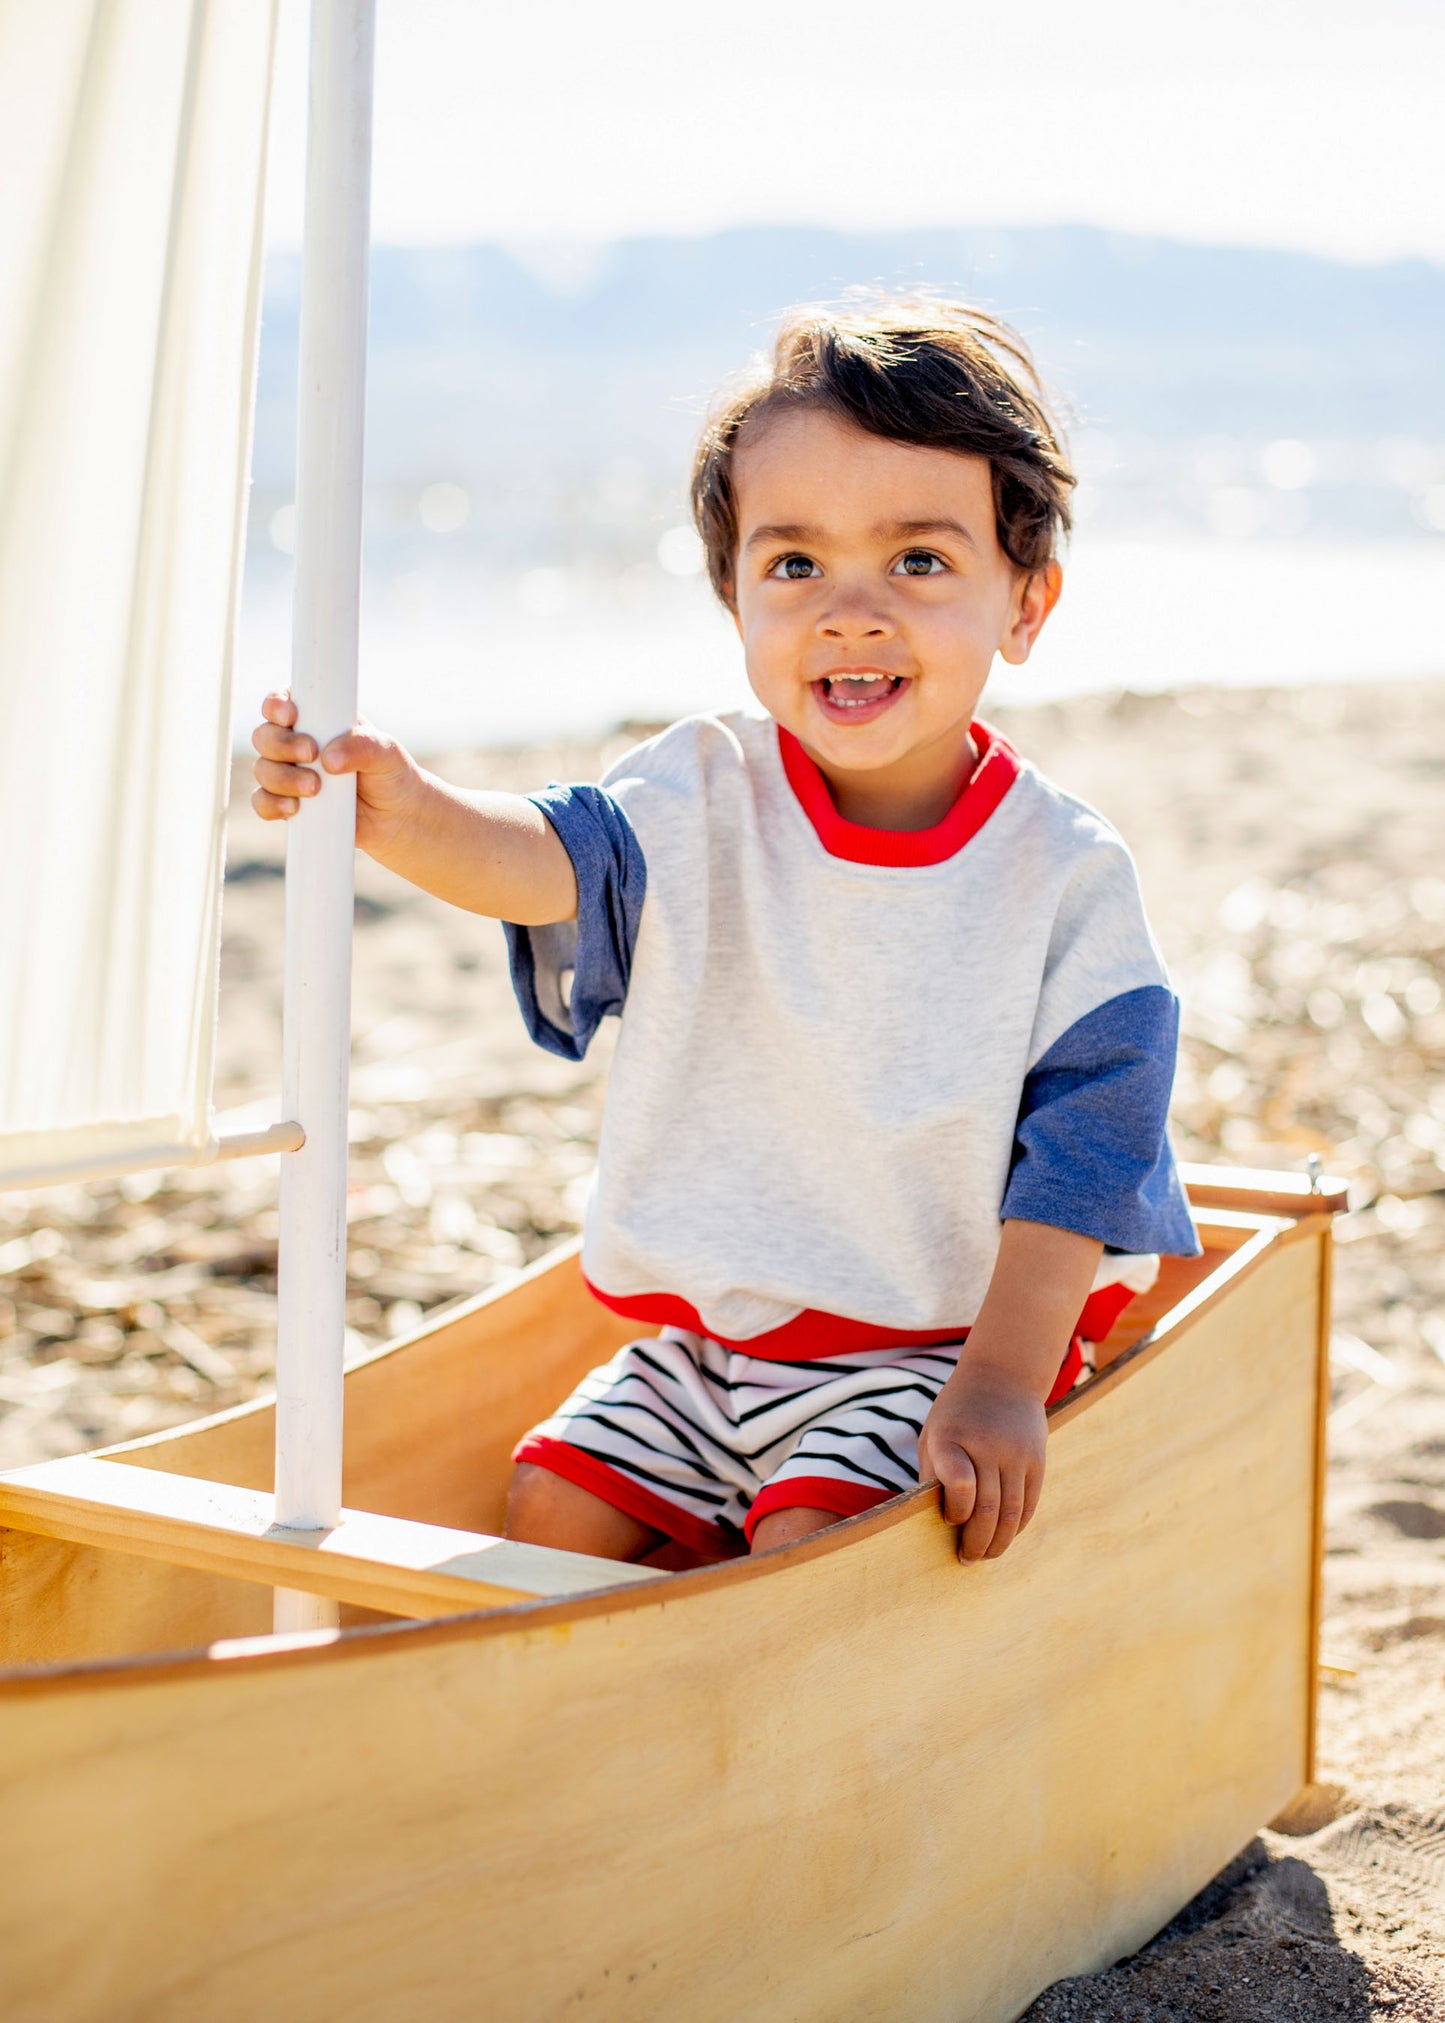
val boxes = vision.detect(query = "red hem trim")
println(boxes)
[1047,1336,1085,1406]
[583,1276,967,1360]
[511,1435,732,1559]
[1076,1282,1137,1344]
[777,719,1021,867]
[585,1279,1087,1400]
[581,1287,1095,1408]
[744,1475,894,1543]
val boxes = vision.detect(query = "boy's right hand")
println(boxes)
[250,691,421,858]
[249,690,578,923]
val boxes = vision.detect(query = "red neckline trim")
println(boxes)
[776,720,1020,866]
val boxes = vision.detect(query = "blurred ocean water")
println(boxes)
[234,533,1443,752]
[235,224,1445,749]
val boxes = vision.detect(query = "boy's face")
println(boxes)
[730,409,1060,825]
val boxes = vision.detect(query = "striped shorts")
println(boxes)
[514,1332,967,1556]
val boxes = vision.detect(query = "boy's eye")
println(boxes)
[893,549,945,577]
[768,554,821,580]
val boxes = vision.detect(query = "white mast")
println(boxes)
[273,0,376,1628]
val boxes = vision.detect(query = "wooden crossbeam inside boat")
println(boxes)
[0,1456,663,1619]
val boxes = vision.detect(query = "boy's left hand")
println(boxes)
[918,1220,1102,1563]
[918,1366,1047,1563]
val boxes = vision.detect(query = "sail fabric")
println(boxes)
[0,1,277,1189]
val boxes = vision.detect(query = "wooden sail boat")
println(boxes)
[0,1171,1340,2020]
[0,5,1343,2018]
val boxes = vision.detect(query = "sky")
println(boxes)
[263,0,1445,266]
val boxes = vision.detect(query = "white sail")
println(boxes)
[0,0,277,1189]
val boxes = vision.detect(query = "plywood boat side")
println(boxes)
[0,1204,1330,2022]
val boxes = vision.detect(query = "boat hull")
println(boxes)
[0,1206,1329,2021]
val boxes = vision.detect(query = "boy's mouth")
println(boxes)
[811,673,907,724]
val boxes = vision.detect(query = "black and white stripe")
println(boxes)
[526,1329,960,1541]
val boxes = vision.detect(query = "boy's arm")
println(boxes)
[251,690,577,924]
[918,1219,1101,1565]
[921,830,1197,1566]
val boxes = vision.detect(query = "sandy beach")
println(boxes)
[2,674,1443,2015]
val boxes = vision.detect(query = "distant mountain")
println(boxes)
[248,224,1445,567]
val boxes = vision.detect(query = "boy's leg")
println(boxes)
[506,1461,663,1561]
[744,1347,959,1551]
[506,1331,748,1563]
[747,1505,839,1553]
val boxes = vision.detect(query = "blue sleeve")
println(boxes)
[1001,984,1200,1257]
[502,784,646,1062]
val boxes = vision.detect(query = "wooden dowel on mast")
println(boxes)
[274,0,376,1629]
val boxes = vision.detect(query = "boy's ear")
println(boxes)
[1000,561,1062,666]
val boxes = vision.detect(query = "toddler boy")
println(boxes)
[251,298,1198,1568]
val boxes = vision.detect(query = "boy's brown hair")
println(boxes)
[690,295,1074,607]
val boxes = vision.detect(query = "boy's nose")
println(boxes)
[817,594,893,640]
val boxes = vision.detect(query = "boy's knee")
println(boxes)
[505,1461,563,1531]
[748,1504,840,1554]
[505,1459,661,1561]
[507,1462,606,1544]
